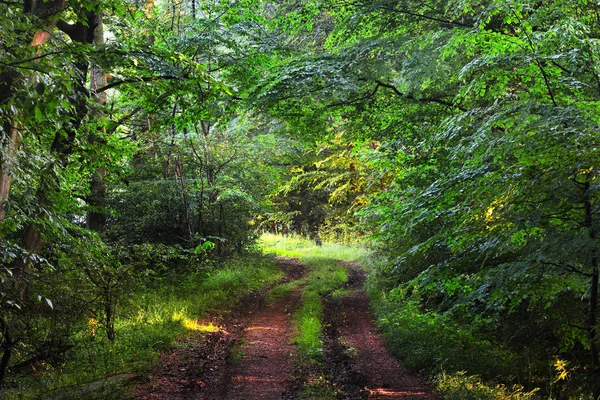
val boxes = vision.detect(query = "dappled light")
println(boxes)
[182,320,222,333]
[245,326,280,332]
[368,388,428,397]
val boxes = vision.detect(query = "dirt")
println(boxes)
[128,257,441,400]
[222,281,300,399]
[128,257,306,400]
[322,261,441,400]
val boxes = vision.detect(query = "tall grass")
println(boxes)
[5,254,282,399]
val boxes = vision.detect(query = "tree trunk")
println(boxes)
[0,123,22,223]
[583,183,600,398]
[174,156,194,243]
[590,267,599,399]
[0,318,15,389]
[0,0,66,225]
[15,9,98,295]
[87,14,108,232]
[105,287,115,341]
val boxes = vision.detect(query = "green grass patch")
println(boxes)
[290,257,348,362]
[266,280,303,304]
[5,254,282,399]
[258,234,367,397]
[259,233,367,262]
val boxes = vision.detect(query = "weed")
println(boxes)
[298,375,338,399]
[229,344,246,363]
[435,372,539,400]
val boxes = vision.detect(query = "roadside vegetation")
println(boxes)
[2,0,600,398]
[3,254,281,399]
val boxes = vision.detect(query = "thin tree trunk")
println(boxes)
[583,183,600,398]
[0,318,15,388]
[104,287,115,341]
[0,123,22,223]
[174,156,194,243]
[87,14,108,232]
[590,267,599,399]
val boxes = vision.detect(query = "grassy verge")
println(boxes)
[366,271,541,400]
[260,234,364,398]
[5,253,282,400]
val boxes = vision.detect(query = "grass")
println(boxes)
[4,253,282,400]
[266,280,303,304]
[259,232,368,262]
[367,273,545,399]
[259,233,365,397]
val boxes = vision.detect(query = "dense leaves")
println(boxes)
[2,0,600,398]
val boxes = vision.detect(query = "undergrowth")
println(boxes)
[366,265,544,399]
[4,253,282,399]
[436,372,539,400]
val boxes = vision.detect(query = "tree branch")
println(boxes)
[374,79,467,111]
[95,76,179,93]
[383,6,472,28]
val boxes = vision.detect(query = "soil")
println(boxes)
[128,257,441,400]
[322,261,441,400]
[128,257,306,400]
[222,279,300,399]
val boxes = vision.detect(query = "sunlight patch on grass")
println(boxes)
[3,255,281,400]
[182,320,221,332]
[258,233,368,262]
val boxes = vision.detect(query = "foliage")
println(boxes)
[3,254,281,399]
[3,0,600,397]
[436,372,539,400]
[251,0,600,397]
[265,136,379,242]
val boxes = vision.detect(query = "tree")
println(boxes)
[252,0,600,396]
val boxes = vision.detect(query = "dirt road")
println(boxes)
[323,262,440,399]
[130,258,440,400]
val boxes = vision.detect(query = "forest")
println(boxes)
[1,0,600,399]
